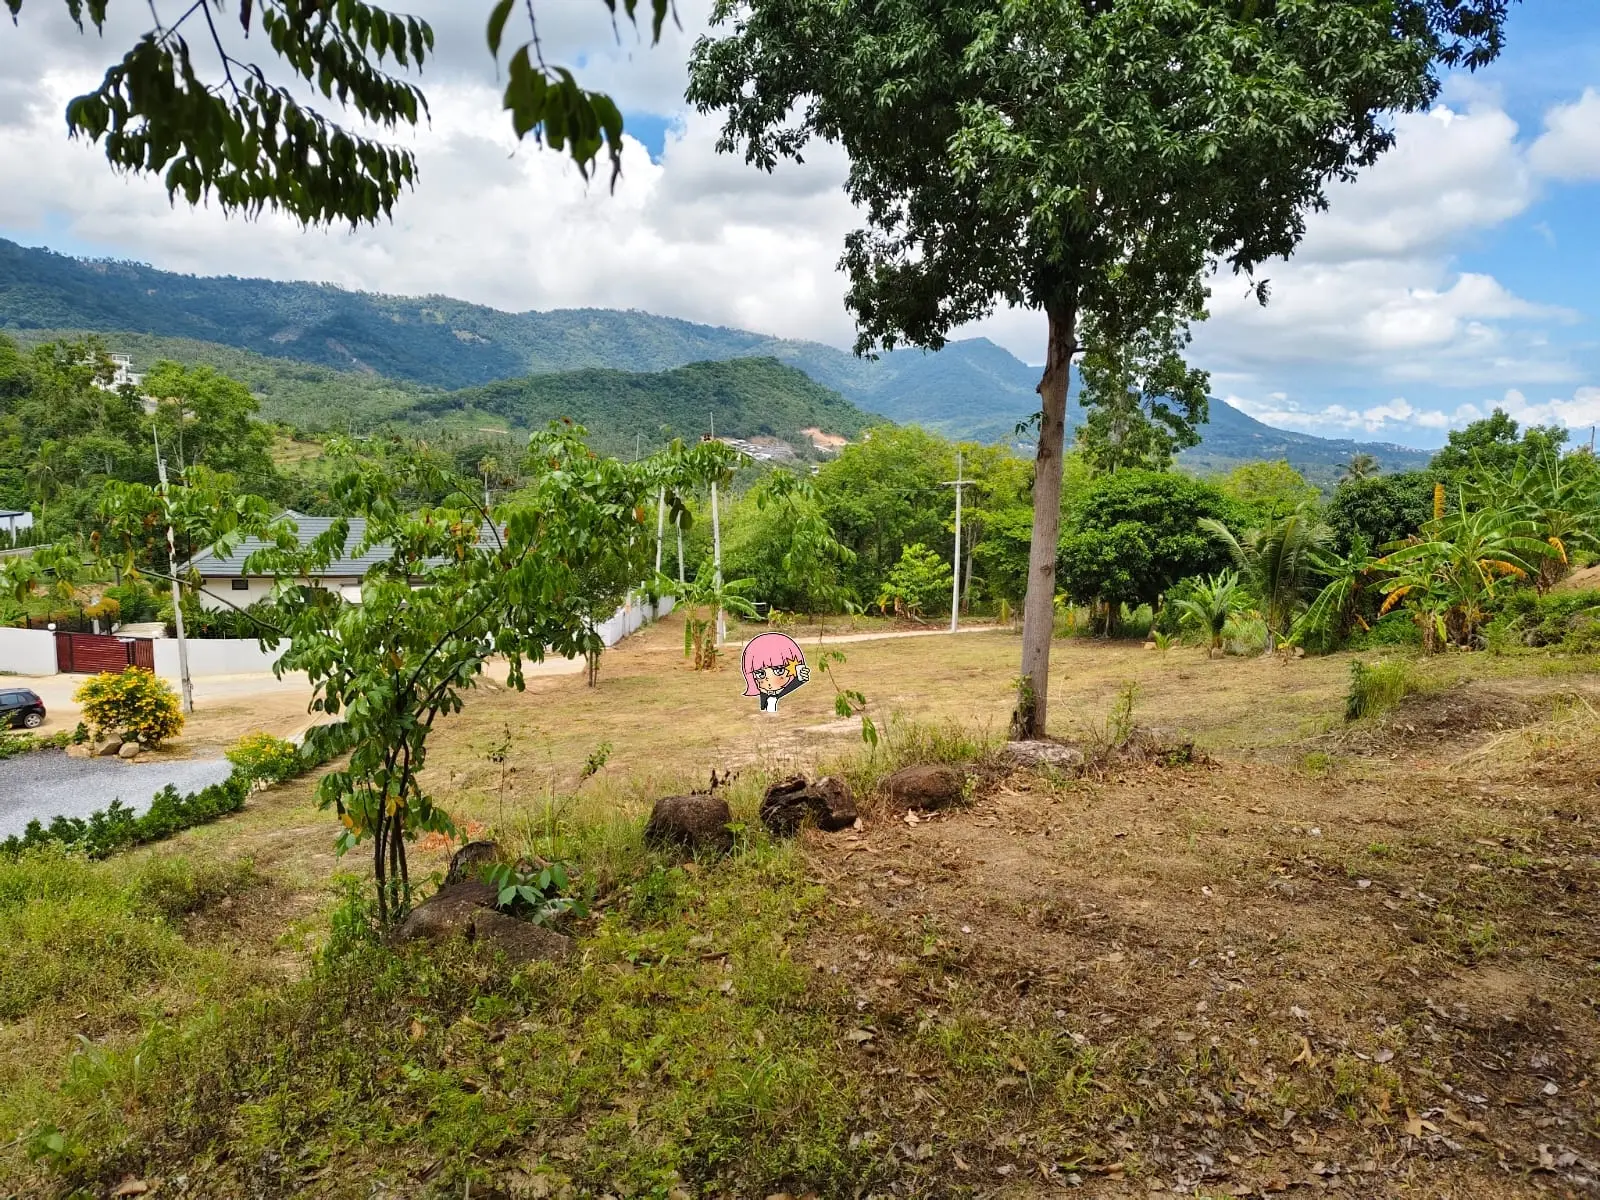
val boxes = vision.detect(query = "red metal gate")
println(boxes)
[53,633,155,674]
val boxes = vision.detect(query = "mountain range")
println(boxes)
[0,237,1431,483]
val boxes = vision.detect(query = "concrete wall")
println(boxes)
[152,637,286,678]
[0,627,57,676]
[596,594,674,647]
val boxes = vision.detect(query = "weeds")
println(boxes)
[1345,657,1430,721]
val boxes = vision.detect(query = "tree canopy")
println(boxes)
[8,0,673,226]
[688,0,1513,736]
[1056,470,1232,629]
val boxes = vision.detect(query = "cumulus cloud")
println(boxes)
[0,5,1597,450]
[1529,88,1600,181]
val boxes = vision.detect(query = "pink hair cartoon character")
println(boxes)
[741,632,810,713]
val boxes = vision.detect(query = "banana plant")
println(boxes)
[1463,450,1600,593]
[1295,535,1380,650]
[1376,502,1552,650]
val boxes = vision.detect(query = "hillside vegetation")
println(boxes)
[2,238,1432,478]
[418,358,878,455]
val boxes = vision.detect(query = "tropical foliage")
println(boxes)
[1202,511,1330,652]
[1171,572,1246,652]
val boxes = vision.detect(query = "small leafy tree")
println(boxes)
[750,470,858,622]
[877,543,953,621]
[1076,302,1210,474]
[76,667,184,746]
[254,425,661,924]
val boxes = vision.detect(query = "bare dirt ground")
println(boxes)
[797,675,1600,1197]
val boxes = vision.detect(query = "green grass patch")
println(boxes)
[1344,657,1431,721]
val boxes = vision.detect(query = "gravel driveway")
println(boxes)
[0,751,234,839]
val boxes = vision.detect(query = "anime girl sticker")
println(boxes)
[741,632,810,713]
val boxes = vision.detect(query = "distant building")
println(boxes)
[0,510,33,536]
[102,353,145,392]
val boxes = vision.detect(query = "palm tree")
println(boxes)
[1172,571,1244,651]
[1341,452,1379,482]
[1200,508,1330,652]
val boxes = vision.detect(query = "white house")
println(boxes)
[186,512,381,611]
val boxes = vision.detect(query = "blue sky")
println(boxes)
[0,0,1597,451]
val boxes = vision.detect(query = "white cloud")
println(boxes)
[1529,88,1600,181]
[0,7,1597,453]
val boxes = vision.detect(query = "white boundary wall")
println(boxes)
[596,594,674,647]
[2,593,675,678]
[0,627,57,676]
[152,637,286,678]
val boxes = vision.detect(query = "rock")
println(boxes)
[396,880,570,965]
[881,764,967,811]
[1143,640,1157,651]
[117,741,143,760]
[644,794,734,855]
[1003,740,1086,773]
[760,774,857,836]
[1208,647,1227,660]
[93,736,124,757]
[445,839,502,885]
[65,743,93,759]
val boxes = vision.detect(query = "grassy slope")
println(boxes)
[3,624,1598,1197]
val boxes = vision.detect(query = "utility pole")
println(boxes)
[153,430,194,715]
[942,450,969,634]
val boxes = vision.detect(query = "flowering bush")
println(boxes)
[74,667,184,747]
[225,732,303,784]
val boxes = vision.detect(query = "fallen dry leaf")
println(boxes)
[845,1028,875,1044]
[111,1181,149,1198]
[903,811,921,826]
[1291,1036,1316,1067]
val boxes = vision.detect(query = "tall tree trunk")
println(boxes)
[1011,303,1076,740]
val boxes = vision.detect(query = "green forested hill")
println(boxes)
[419,358,876,456]
[0,237,1434,480]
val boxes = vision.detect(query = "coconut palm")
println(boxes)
[1341,452,1380,482]
[1200,508,1330,652]
[1172,570,1245,651]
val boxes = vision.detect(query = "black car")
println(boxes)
[0,687,45,730]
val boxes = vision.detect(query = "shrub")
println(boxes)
[0,775,251,859]
[1488,588,1600,653]
[226,732,303,784]
[74,667,184,747]
[1345,658,1428,721]
[103,582,160,624]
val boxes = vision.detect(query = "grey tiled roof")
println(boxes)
[189,511,508,577]
[187,512,383,576]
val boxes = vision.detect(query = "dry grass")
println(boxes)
[5,618,1600,1197]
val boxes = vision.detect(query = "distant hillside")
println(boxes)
[413,358,878,457]
[0,237,1434,482]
